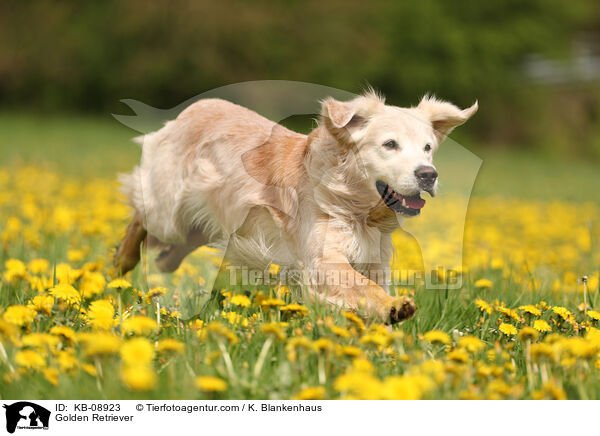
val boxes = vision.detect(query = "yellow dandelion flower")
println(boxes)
[280,303,308,316]
[587,310,600,321]
[80,271,106,298]
[81,261,102,272]
[87,300,117,330]
[49,283,81,305]
[447,349,469,363]
[146,286,167,299]
[458,336,485,353]
[564,337,596,359]
[585,327,600,346]
[275,285,290,298]
[121,315,157,335]
[423,330,451,345]
[285,336,312,361]
[532,382,566,400]
[390,330,405,342]
[476,363,494,377]
[201,321,238,344]
[490,258,504,270]
[78,332,121,357]
[81,363,97,376]
[261,322,287,341]
[382,374,432,400]
[28,294,54,316]
[518,327,539,341]
[15,350,46,369]
[120,337,155,365]
[544,333,565,344]
[220,311,247,327]
[120,365,156,391]
[50,325,75,342]
[55,263,80,284]
[0,319,17,340]
[330,325,352,338]
[260,298,286,308]
[533,319,552,332]
[498,323,517,336]
[560,356,576,368]
[194,376,228,392]
[552,306,573,321]
[56,351,78,372]
[3,305,37,326]
[352,358,375,373]
[497,306,521,322]
[107,278,132,289]
[67,249,85,263]
[27,276,53,293]
[229,294,251,307]
[475,299,492,314]
[189,319,204,331]
[340,345,363,358]
[3,259,27,281]
[360,332,390,347]
[486,379,522,398]
[268,263,281,275]
[28,258,49,274]
[519,305,542,317]
[474,278,493,289]
[253,291,268,306]
[334,372,382,400]
[156,338,184,354]
[22,333,59,349]
[341,311,366,332]
[459,389,481,400]
[43,368,59,386]
[313,338,335,353]
[294,386,325,400]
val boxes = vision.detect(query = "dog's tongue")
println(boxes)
[404,194,425,209]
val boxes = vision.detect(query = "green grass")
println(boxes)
[0,114,599,400]
[0,113,140,175]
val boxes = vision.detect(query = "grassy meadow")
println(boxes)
[0,113,599,400]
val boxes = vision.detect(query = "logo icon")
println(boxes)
[2,402,50,434]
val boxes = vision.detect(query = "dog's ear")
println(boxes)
[320,98,371,146]
[321,94,384,143]
[321,98,364,130]
[418,95,478,143]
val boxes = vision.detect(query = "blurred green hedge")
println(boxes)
[1,0,599,157]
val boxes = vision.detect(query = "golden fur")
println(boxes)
[115,92,477,324]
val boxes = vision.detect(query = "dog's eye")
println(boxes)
[424,144,431,152]
[382,140,398,150]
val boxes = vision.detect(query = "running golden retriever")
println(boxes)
[115,91,477,324]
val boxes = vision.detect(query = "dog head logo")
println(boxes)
[3,402,50,433]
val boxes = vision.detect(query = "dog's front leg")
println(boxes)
[308,250,416,325]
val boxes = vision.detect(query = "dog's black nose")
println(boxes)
[415,165,438,186]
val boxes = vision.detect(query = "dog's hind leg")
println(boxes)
[155,227,208,273]
[114,211,147,274]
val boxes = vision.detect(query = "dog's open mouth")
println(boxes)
[375,180,425,216]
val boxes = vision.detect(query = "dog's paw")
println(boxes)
[114,245,139,275]
[388,296,417,325]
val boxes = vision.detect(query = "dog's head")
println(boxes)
[320,92,477,218]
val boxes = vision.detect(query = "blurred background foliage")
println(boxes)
[1,0,600,158]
